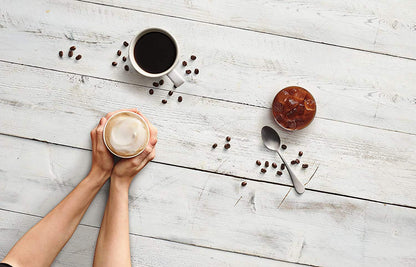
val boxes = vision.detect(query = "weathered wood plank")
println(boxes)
[0,210,295,267]
[0,0,415,133]
[1,134,416,266]
[89,0,416,60]
[0,62,415,207]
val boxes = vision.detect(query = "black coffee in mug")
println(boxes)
[133,32,177,74]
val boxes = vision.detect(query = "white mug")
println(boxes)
[129,28,185,87]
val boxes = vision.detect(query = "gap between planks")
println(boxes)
[0,207,316,266]
[1,58,415,138]
[75,0,416,62]
[1,131,415,211]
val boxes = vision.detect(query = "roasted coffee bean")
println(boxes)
[281,144,287,149]
[261,168,267,173]
[124,65,129,71]
[226,136,231,142]
[58,51,63,57]
[149,89,154,95]
[112,61,117,66]
[68,51,73,57]
[182,61,187,66]
[277,171,283,176]
[281,163,285,170]
[224,143,231,149]
[194,68,199,74]
[117,50,122,56]
[241,181,247,186]
[168,91,173,96]
[186,69,191,74]
[178,96,183,102]
[256,160,261,166]
[295,159,300,164]
[265,161,269,167]
[173,85,177,88]
[212,143,218,149]
[191,55,196,60]
[122,56,127,62]
[70,46,76,51]
[272,162,277,168]
[75,55,82,60]
[159,79,164,85]
[153,82,159,87]
[298,151,303,157]
[291,160,296,165]
[162,99,167,104]
[302,164,309,169]
[123,41,129,47]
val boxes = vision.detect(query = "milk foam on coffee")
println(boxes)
[104,112,148,157]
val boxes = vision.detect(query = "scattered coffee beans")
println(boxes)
[182,61,187,66]
[162,99,167,104]
[191,55,196,60]
[112,61,117,66]
[265,161,269,167]
[272,162,277,168]
[75,55,82,60]
[153,82,159,87]
[122,56,127,62]
[178,96,183,102]
[261,168,267,173]
[291,160,296,165]
[70,46,76,51]
[281,144,287,150]
[256,160,261,166]
[224,143,231,149]
[194,68,199,74]
[281,163,285,170]
[117,50,122,56]
[276,171,283,176]
[168,91,173,96]
[302,164,309,169]
[159,79,164,85]
[124,65,129,71]
[241,181,247,186]
[226,136,231,142]
[58,51,63,57]
[186,70,191,74]
[295,159,300,164]
[212,143,218,149]
[149,89,154,95]
[123,41,129,47]
[68,50,73,57]
[298,151,303,157]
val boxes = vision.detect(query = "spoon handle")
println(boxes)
[276,151,305,194]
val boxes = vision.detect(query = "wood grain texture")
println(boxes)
[0,0,415,134]
[88,0,416,60]
[1,134,416,266]
[0,210,296,267]
[0,62,415,207]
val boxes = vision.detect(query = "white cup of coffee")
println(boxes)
[129,28,185,88]
[103,111,150,158]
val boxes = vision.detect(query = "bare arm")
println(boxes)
[1,110,122,267]
[94,111,157,267]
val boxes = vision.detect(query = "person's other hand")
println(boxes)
[111,110,157,188]
[90,108,139,179]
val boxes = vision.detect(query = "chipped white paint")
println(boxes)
[0,62,415,207]
[0,0,415,134]
[1,135,416,266]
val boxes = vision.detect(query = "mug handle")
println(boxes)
[167,69,185,88]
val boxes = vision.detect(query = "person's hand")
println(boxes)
[90,108,139,180]
[111,110,157,189]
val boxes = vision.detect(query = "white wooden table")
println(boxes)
[1,1,416,266]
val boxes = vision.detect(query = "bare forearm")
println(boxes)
[94,179,131,267]
[3,170,108,267]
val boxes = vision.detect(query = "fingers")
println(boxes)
[96,117,108,152]
[149,124,158,147]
